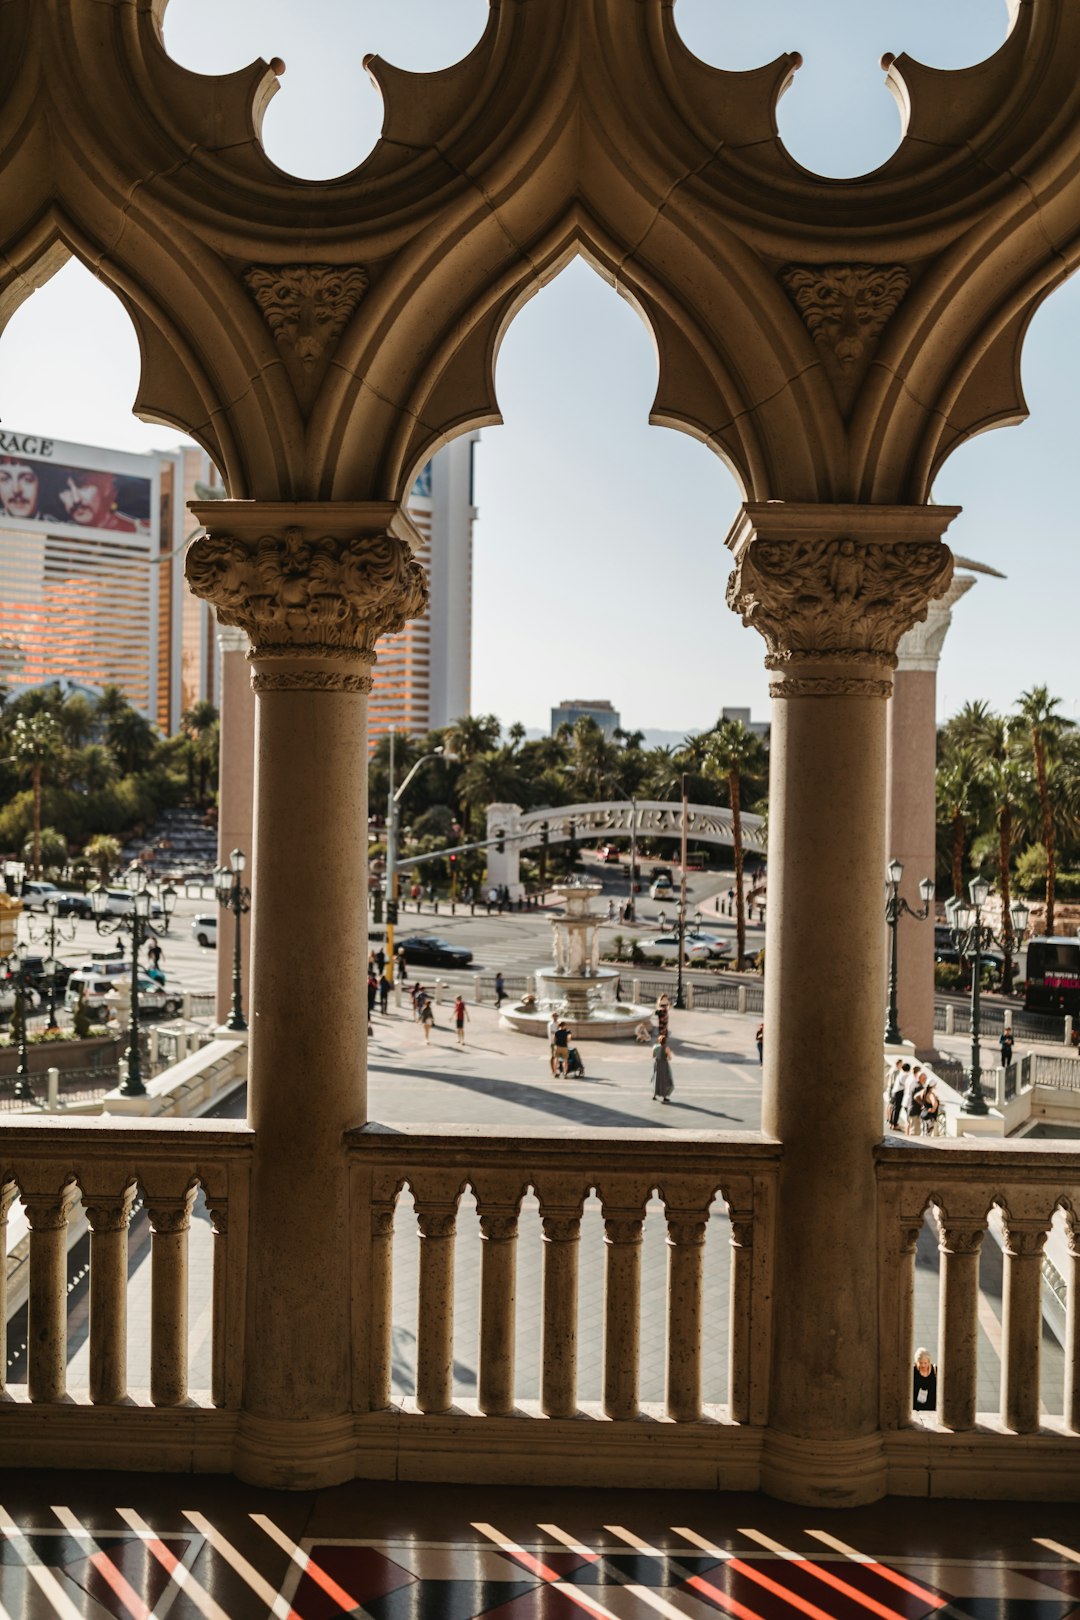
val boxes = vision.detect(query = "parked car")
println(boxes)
[20,881,61,912]
[398,934,474,968]
[96,887,164,919]
[634,934,719,963]
[64,968,180,1019]
[192,914,217,948]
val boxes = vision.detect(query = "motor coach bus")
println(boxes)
[1024,936,1080,1020]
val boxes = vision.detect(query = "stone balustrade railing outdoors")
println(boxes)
[2,1118,1080,1495]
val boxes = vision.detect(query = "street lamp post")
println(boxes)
[675,774,689,1010]
[385,741,451,968]
[25,897,76,1030]
[2,941,37,1103]
[945,877,1030,1116]
[883,858,935,1046]
[628,795,637,924]
[91,869,176,1098]
[214,849,251,1032]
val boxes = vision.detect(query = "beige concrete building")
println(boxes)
[0,0,1078,1515]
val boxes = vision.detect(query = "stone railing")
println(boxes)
[346,1126,780,1486]
[877,1138,1080,1498]
[0,1115,252,1473]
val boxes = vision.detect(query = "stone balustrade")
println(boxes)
[877,1137,1080,1498]
[0,1116,252,1473]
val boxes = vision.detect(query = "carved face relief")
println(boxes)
[243,265,370,369]
[781,265,911,365]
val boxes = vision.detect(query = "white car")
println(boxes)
[20,880,62,912]
[192,914,217,948]
[65,969,181,1019]
[97,887,164,919]
[649,876,675,901]
[635,934,721,963]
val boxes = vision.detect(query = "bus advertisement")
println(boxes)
[1024,936,1080,1020]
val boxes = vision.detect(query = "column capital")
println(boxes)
[895,574,976,673]
[725,502,958,698]
[185,501,428,693]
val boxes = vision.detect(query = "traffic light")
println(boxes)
[540,820,549,845]
[387,900,399,924]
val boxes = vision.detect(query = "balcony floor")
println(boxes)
[1,1469,1079,1618]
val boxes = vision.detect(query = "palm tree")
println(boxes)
[702,718,766,968]
[458,749,523,837]
[967,711,1030,993]
[84,834,122,886]
[74,742,118,793]
[935,740,982,899]
[445,714,502,830]
[60,693,96,749]
[8,711,63,875]
[1015,686,1074,934]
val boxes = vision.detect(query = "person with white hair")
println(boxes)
[913,1347,937,1413]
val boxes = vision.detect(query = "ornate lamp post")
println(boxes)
[91,869,176,1098]
[945,877,1030,1116]
[214,848,251,1032]
[883,858,935,1046]
[25,896,76,1030]
[2,941,37,1103]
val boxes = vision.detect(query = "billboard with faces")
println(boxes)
[0,431,152,540]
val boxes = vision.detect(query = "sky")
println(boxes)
[1,0,1077,736]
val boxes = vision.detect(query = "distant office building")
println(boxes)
[720,706,770,739]
[369,432,479,747]
[0,428,218,732]
[551,699,621,739]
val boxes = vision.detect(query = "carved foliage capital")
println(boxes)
[725,506,956,681]
[938,1223,986,1257]
[1000,1220,1049,1259]
[185,522,428,671]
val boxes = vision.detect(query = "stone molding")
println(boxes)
[780,264,910,366]
[726,503,959,697]
[185,502,428,692]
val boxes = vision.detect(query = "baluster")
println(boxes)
[886,1222,921,1430]
[82,1181,137,1405]
[370,1198,397,1412]
[22,1180,80,1403]
[601,1200,646,1421]
[665,1206,709,1422]
[538,1185,584,1418]
[727,1213,754,1424]
[1000,1214,1050,1433]
[938,1218,984,1431]
[477,1183,524,1417]
[1066,1218,1080,1433]
[0,1178,17,1398]
[206,1199,228,1409]
[415,1189,460,1414]
[146,1185,197,1406]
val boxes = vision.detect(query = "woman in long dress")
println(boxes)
[651,1036,674,1103]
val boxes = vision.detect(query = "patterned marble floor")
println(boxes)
[0,1474,1078,1619]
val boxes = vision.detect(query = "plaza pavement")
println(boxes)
[35,995,1067,1422]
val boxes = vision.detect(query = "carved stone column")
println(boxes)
[1000,1213,1050,1433]
[82,1179,138,1405]
[887,575,975,1049]
[215,623,254,1027]
[726,501,957,1504]
[938,1218,985,1431]
[1066,1218,1080,1434]
[186,501,427,1484]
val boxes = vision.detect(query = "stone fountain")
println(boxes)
[501,879,653,1040]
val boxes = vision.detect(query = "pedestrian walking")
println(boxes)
[552,1020,570,1076]
[367,972,377,1018]
[547,1011,559,1074]
[379,967,391,1015]
[916,1077,940,1135]
[147,937,163,973]
[396,947,408,983]
[885,1062,906,1129]
[494,970,506,1009]
[656,993,670,1043]
[1000,1025,1015,1068]
[755,1022,764,1065]
[454,995,469,1046]
[651,1035,674,1103]
[900,1062,919,1135]
[420,997,435,1043]
[411,982,423,1020]
[375,947,386,974]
